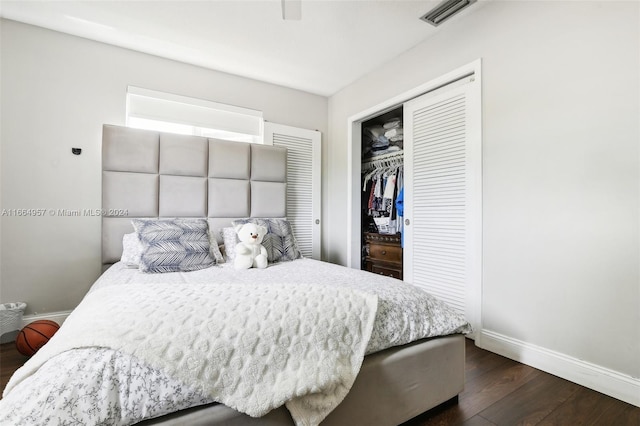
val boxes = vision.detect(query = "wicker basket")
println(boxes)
[0,302,27,343]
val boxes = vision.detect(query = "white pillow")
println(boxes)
[121,233,142,268]
[208,230,225,263]
[222,227,239,261]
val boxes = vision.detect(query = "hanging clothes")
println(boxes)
[382,171,396,214]
[362,157,403,234]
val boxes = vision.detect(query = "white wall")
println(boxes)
[0,19,328,315]
[327,0,639,394]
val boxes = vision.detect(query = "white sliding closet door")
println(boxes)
[264,122,322,260]
[403,76,481,333]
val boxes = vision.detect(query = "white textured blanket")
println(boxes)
[5,282,378,426]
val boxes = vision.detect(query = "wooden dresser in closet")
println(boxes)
[364,232,403,280]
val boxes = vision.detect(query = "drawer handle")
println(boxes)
[381,250,387,255]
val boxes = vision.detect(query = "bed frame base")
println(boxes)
[140,334,465,426]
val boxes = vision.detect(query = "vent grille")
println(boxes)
[420,0,477,26]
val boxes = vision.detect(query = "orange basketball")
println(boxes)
[15,320,60,356]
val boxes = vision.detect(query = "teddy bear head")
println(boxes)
[234,222,267,246]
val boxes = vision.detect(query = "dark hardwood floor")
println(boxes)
[1,339,638,425]
[0,341,29,397]
[404,340,639,425]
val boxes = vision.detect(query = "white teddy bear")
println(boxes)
[233,222,268,270]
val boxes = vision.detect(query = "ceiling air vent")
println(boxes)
[420,0,477,26]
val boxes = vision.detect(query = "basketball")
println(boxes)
[15,320,60,356]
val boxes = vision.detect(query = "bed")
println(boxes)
[0,125,471,425]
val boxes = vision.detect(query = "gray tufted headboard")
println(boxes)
[101,124,287,266]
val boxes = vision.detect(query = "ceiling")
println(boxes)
[0,1,482,96]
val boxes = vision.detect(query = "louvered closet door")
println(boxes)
[403,77,481,330]
[264,122,321,260]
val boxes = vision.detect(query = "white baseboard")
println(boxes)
[20,310,72,328]
[478,329,640,408]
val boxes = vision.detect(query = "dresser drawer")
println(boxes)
[371,264,402,280]
[368,244,402,262]
[363,233,403,282]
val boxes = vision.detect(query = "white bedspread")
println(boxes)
[1,259,471,425]
[90,259,472,355]
[4,281,377,426]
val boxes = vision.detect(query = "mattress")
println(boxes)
[1,259,470,425]
[90,259,471,356]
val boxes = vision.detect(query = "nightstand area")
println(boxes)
[363,232,403,280]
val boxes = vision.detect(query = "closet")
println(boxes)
[360,106,404,279]
[350,63,482,336]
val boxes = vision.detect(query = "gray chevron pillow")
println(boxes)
[132,218,215,273]
[231,218,302,263]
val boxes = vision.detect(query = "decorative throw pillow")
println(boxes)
[231,218,302,263]
[221,226,240,262]
[132,218,215,273]
[121,233,142,268]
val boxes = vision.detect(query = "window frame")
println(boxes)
[126,86,264,144]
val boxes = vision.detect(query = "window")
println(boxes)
[126,86,264,144]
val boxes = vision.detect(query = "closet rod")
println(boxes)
[362,151,404,171]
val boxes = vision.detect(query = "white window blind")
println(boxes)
[126,86,263,143]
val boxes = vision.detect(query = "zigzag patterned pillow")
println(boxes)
[132,219,215,273]
[231,218,302,263]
